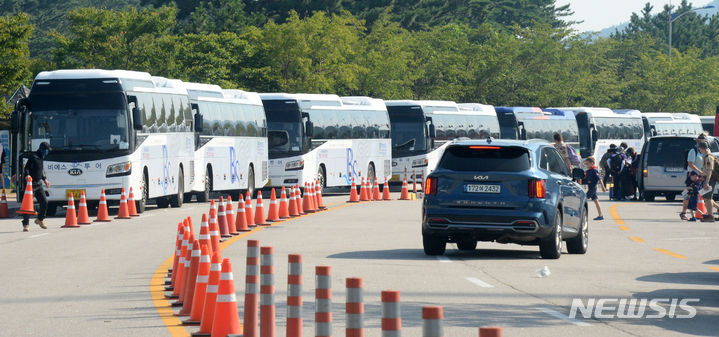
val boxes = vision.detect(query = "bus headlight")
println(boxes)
[412,158,428,167]
[106,162,132,177]
[285,160,304,171]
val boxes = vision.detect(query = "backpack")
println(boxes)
[567,145,581,166]
[610,153,623,173]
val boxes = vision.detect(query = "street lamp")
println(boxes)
[668,4,715,56]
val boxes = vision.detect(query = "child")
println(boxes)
[584,157,606,220]
[686,171,704,221]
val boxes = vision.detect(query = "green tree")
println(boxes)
[0,12,34,117]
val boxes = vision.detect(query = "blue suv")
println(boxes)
[422,139,589,259]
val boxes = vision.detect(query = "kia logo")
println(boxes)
[473,175,489,180]
[68,168,83,176]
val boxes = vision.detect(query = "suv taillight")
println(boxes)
[425,177,437,195]
[529,179,546,199]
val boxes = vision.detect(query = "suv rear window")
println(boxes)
[646,138,695,167]
[438,145,530,172]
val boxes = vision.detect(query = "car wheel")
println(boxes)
[540,210,562,259]
[423,235,446,256]
[567,207,588,254]
[665,193,676,201]
[641,189,655,202]
[456,239,477,251]
[169,168,184,208]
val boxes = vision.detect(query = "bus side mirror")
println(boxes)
[520,128,527,140]
[194,113,203,132]
[305,121,314,137]
[132,107,143,130]
[428,123,436,138]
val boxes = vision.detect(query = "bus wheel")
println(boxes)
[46,202,59,217]
[170,168,184,208]
[137,173,148,214]
[197,170,211,202]
[317,165,326,192]
[247,166,255,198]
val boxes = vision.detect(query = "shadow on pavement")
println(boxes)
[636,272,719,286]
[703,259,719,265]
[624,288,719,336]
[327,248,540,261]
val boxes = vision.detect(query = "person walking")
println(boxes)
[553,133,572,169]
[17,142,51,232]
[698,141,718,222]
[681,135,709,219]
[583,157,606,220]
[599,144,616,191]
[608,146,627,200]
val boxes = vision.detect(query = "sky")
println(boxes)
[556,0,713,32]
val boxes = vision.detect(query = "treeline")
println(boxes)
[2,0,719,118]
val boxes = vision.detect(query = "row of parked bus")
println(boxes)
[9,69,712,214]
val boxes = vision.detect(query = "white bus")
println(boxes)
[386,101,500,184]
[557,107,645,159]
[11,69,198,214]
[640,112,703,139]
[179,82,268,200]
[260,94,391,189]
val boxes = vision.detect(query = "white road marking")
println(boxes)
[436,256,451,263]
[28,233,49,239]
[465,276,494,288]
[535,307,592,326]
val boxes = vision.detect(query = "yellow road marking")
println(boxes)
[629,236,645,243]
[153,199,365,336]
[709,266,719,272]
[609,205,625,225]
[654,248,687,259]
[618,225,630,231]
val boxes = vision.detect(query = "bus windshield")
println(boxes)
[29,93,130,152]
[388,106,427,157]
[263,99,304,158]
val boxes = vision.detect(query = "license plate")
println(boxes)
[665,167,684,172]
[390,175,400,182]
[65,189,85,201]
[465,184,501,193]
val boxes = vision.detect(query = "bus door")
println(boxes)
[575,112,593,158]
[497,111,519,139]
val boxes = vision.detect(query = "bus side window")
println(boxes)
[172,95,184,132]
[184,97,193,132]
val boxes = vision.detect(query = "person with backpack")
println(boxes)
[698,141,718,222]
[583,156,606,220]
[553,133,578,170]
[599,144,616,190]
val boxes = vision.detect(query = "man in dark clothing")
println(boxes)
[599,144,616,190]
[18,142,51,232]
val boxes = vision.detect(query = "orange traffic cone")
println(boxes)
[255,191,269,225]
[349,177,359,202]
[279,187,290,219]
[198,215,214,257]
[400,174,410,200]
[235,196,250,232]
[373,177,382,200]
[95,189,111,222]
[309,181,317,211]
[245,191,255,227]
[302,183,313,213]
[288,186,299,217]
[697,195,707,219]
[382,177,392,201]
[178,239,201,316]
[359,177,370,201]
[61,194,80,228]
[226,196,237,235]
[175,234,195,306]
[211,259,242,337]
[116,188,131,219]
[167,224,184,290]
[207,214,221,255]
[295,185,305,215]
[0,189,10,218]
[17,176,37,215]
[168,231,189,299]
[267,188,280,222]
[316,179,326,210]
[127,187,139,217]
[184,243,211,325]
[76,191,91,224]
[193,251,221,337]
[217,197,231,238]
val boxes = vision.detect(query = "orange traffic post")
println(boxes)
[349,177,359,202]
[76,191,91,224]
[479,326,503,337]
[279,187,290,219]
[346,278,364,337]
[422,306,444,337]
[61,194,80,228]
[287,254,302,337]
[127,187,139,216]
[381,291,402,336]
[184,243,211,325]
[260,246,276,337]
[243,240,260,337]
[193,251,222,337]
[315,266,332,337]
[17,176,37,215]
[0,189,10,218]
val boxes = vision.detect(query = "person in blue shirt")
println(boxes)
[584,156,606,220]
